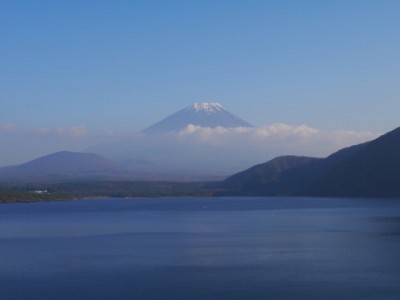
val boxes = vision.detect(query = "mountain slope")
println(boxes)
[222,134,378,196]
[0,151,130,183]
[223,156,321,195]
[143,102,253,133]
[308,127,400,197]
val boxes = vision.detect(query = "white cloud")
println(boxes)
[250,123,320,138]
[0,124,18,132]
[0,124,89,138]
[28,125,88,138]
[173,123,378,153]
[177,123,324,141]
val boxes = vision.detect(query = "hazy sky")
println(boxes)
[0,1,399,166]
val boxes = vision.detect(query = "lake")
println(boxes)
[1,197,400,300]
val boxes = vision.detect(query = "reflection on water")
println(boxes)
[0,197,400,300]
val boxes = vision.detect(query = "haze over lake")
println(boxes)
[1,197,400,300]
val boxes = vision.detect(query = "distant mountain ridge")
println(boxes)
[308,127,400,196]
[0,151,132,183]
[222,127,400,197]
[3,126,400,198]
[143,102,253,133]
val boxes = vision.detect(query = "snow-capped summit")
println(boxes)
[191,102,223,113]
[143,102,253,133]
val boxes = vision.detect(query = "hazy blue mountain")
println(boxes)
[308,127,400,197]
[222,143,369,195]
[0,151,131,183]
[143,102,253,133]
[221,127,400,197]
[222,156,321,195]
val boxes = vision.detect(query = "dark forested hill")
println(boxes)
[223,127,400,197]
[222,156,321,195]
[308,127,400,197]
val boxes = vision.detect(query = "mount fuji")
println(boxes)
[84,102,256,179]
[143,102,253,133]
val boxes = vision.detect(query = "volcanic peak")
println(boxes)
[189,102,224,113]
[143,102,253,133]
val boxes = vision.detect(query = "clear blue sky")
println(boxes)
[1,0,399,134]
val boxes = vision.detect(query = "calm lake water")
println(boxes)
[1,197,400,300]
